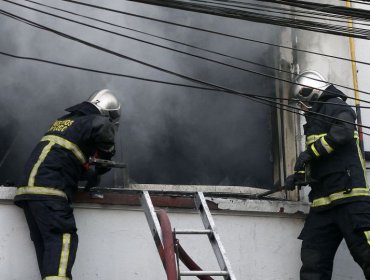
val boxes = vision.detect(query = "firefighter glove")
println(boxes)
[285,172,306,191]
[294,150,313,172]
[285,174,296,191]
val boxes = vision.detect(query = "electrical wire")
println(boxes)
[142,0,370,25]
[140,0,368,38]
[234,93,370,137]
[2,9,370,135]
[254,0,370,20]
[0,49,293,111]
[179,0,370,28]
[3,50,370,110]
[54,0,370,66]
[125,0,370,39]
[308,100,370,109]
[23,0,370,98]
[0,51,218,91]
[339,0,370,6]
[6,0,295,91]
[8,0,370,107]
[211,0,370,22]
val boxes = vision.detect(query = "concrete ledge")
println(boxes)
[0,186,16,201]
[0,185,309,215]
[127,183,286,199]
[209,197,309,215]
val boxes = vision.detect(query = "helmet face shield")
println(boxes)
[108,108,121,125]
[299,87,314,99]
[293,70,329,102]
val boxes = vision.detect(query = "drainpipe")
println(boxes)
[346,0,365,156]
[289,4,303,157]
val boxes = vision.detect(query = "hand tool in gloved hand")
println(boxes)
[254,182,284,199]
[255,172,309,198]
[87,157,129,197]
[89,157,127,168]
[254,186,284,198]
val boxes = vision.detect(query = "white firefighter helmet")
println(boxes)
[292,70,330,102]
[87,89,121,123]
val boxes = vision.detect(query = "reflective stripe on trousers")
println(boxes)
[58,233,71,277]
[44,276,71,280]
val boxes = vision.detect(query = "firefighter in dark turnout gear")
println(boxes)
[285,70,370,280]
[14,89,121,280]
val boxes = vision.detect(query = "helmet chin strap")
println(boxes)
[298,88,325,110]
[298,101,312,110]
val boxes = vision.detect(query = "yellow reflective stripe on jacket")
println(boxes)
[364,231,370,246]
[311,188,370,207]
[41,135,86,164]
[44,276,71,280]
[16,186,67,199]
[58,233,71,277]
[306,131,359,145]
[356,137,368,187]
[310,144,320,157]
[306,133,327,145]
[28,141,55,186]
[320,137,334,154]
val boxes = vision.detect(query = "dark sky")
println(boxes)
[0,0,282,188]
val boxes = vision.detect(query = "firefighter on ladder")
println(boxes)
[14,89,121,280]
[285,70,370,280]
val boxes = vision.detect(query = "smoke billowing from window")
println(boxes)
[0,0,281,188]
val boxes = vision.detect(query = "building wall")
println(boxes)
[0,187,365,280]
[352,2,370,153]
[293,2,356,104]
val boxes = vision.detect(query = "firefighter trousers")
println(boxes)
[299,201,370,280]
[20,199,78,280]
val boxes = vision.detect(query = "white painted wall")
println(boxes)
[294,6,355,106]
[0,190,366,280]
[352,3,370,153]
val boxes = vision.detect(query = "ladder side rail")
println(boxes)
[194,192,237,280]
[140,191,165,261]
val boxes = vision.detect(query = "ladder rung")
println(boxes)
[175,229,212,234]
[180,271,229,276]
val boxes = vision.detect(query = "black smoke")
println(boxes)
[0,0,281,188]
